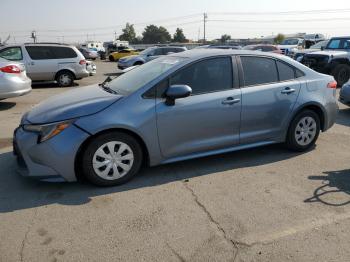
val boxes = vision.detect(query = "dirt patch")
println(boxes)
[0,138,12,149]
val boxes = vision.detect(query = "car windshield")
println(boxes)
[310,40,328,49]
[105,56,186,95]
[139,47,156,56]
[326,38,350,50]
[281,39,299,45]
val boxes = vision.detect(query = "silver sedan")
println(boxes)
[0,58,31,100]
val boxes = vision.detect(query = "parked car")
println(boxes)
[117,46,187,69]
[243,44,282,54]
[78,48,98,60]
[0,58,31,100]
[278,38,305,56]
[301,36,350,86]
[339,80,350,106]
[292,40,329,62]
[304,33,326,48]
[14,49,338,186]
[0,43,89,87]
[109,49,139,61]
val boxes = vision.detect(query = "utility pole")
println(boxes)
[114,31,117,41]
[31,31,37,43]
[203,13,208,44]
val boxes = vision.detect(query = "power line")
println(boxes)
[209,17,350,23]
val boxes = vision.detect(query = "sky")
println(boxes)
[1,0,350,44]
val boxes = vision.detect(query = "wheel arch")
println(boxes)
[55,69,76,81]
[289,102,326,132]
[74,127,150,181]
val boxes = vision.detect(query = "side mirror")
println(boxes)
[321,46,325,51]
[165,85,192,106]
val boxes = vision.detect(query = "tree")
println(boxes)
[274,33,285,44]
[173,28,187,43]
[142,25,171,44]
[119,23,137,43]
[220,34,231,43]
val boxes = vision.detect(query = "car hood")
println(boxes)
[306,50,348,57]
[27,85,122,124]
[296,48,320,54]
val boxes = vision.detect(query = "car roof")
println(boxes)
[170,49,282,59]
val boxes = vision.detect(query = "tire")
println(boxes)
[109,55,115,62]
[56,71,74,87]
[331,64,350,87]
[134,61,143,66]
[81,132,143,186]
[285,110,320,152]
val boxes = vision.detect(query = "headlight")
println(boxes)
[23,120,74,143]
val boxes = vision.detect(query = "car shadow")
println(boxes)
[0,144,307,213]
[336,108,350,127]
[31,82,79,89]
[0,101,16,111]
[304,169,350,206]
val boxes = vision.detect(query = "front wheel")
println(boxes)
[81,132,143,186]
[285,110,320,151]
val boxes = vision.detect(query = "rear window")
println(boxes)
[277,61,295,81]
[26,46,54,60]
[25,46,77,60]
[241,56,278,86]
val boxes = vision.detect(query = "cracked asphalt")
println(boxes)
[1,61,350,262]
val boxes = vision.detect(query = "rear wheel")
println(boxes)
[285,110,320,151]
[332,64,350,87]
[56,71,74,87]
[81,132,143,186]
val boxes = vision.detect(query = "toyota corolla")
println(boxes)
[14,49,338,186]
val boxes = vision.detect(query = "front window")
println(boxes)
[281,39,299,45]
[310,41,328,49]
[170,57,233,95]
[0,47,23,61]
[105,56,186,95]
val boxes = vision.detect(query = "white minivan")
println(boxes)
[0,43,90,87]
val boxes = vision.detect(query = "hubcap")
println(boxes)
[59,74,71,86]
[295,116,317,146]
[92,141,134,180]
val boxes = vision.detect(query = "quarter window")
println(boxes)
[277,61,295,81]
[170,57,233,95]
[241,56,278,86]
[0,47,23,61]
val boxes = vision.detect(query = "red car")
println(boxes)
[243,44,282,54]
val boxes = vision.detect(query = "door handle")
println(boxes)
[281,87,296,94]
[222,97,240,105]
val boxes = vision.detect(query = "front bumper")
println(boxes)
[13,124,90,182]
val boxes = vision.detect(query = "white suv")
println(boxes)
[0,43,89,87]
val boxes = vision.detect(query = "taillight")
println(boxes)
[0,65,21,74]
[79,60,87,65]
[327,81,337,89]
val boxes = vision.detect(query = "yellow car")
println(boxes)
[109,49,139,61]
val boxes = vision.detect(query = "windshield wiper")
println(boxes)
[99,76,118,94]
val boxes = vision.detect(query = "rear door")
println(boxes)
[24,46,58,81]
[239,56,301,144]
